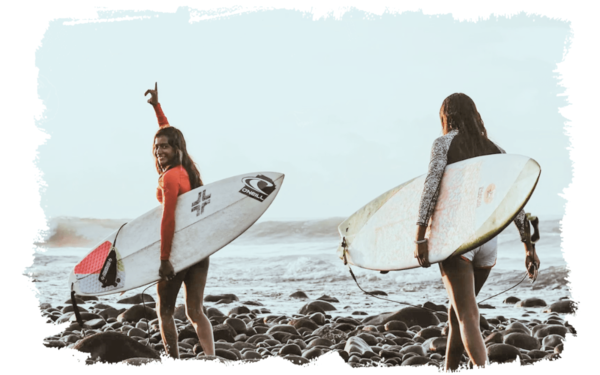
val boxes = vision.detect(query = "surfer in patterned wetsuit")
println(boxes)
[414,93,540,371]
[145,83,215,359]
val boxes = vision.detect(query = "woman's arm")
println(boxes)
[159,170,179,261]
[157,170,180,282]
[414,133,456,267]
[145,82,170,128]
[513,210,529,243]
[158,170,179,280]
[491,140,540,279]
[416,136,451,227]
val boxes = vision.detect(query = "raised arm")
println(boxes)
[145,82,170,128]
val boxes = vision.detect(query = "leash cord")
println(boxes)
[346,238,535,314]
[347,265,439,313]
[141,281,159,346]
[348,266,532,313]
[477,272,528,305]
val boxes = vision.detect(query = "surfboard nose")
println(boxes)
[261,172,285,185]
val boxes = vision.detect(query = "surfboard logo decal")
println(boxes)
[191,190,211,216]
[239,175,276,202]
[484,183,496,204]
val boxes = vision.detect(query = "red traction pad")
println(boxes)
[74,241,112,274]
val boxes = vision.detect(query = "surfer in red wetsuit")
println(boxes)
[414,93,540,370]
[145,82,215,359]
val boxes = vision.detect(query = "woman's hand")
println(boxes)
[145,82,159,106]
[414,240,431,268]
[414,225,431,268]
[159,259,175,281]
[524,242,540,282]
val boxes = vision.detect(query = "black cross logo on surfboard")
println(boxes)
[191,190,211,216]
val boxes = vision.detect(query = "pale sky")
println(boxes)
[36,9,571,221]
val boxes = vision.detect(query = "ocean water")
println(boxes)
[27,216,570,322]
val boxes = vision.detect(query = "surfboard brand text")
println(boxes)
[191,190,211,216]
[239,175,276,202]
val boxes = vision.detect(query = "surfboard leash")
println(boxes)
[70,283,85,329]
[341,238,440,313]
[141,281,159,347]
[68,224,129,330]
[477,213,540,304]
[341,237,538,313]
[477,272,529,305]
[345,264,440,313]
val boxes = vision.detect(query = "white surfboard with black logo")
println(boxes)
[69,172,284,296]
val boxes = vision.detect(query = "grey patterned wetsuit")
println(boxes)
[417,129,528,243]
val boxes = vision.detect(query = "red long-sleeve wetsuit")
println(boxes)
[153,104,191,260]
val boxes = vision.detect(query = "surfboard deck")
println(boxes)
[337,154,540,271]
[69,172,284,296]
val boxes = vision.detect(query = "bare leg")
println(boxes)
[183,257,214,356]
[442,264,491,371]
[474,268,491,297]
[444,303,465,371]
[156,271,185,359]
[440,256,488,370]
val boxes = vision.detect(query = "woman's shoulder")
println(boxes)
[160,165,187,184]
[431,129,458,149]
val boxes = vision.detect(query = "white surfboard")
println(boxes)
[69,172,284,296]
[337,154,540,271]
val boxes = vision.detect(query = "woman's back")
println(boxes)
[446,131,502,165]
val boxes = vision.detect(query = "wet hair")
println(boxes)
[153,126,203,189]
[440,93,490,157]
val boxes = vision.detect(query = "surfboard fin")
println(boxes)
[98,249,119,288]
[98,222,127,289]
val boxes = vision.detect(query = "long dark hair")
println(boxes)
[153,126,203,189]
[440,93,490,157]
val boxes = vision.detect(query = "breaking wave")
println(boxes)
[36,216,128,248]
[36,215,561,248]
[36,216,344,248]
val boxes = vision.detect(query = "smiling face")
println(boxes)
[154,135,176,170]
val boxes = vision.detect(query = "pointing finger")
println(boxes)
[155,82,157,91]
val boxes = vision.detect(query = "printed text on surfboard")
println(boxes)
[239,175,276,202]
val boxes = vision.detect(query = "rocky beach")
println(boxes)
[39,287,576,368]
[31,216,576,367]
